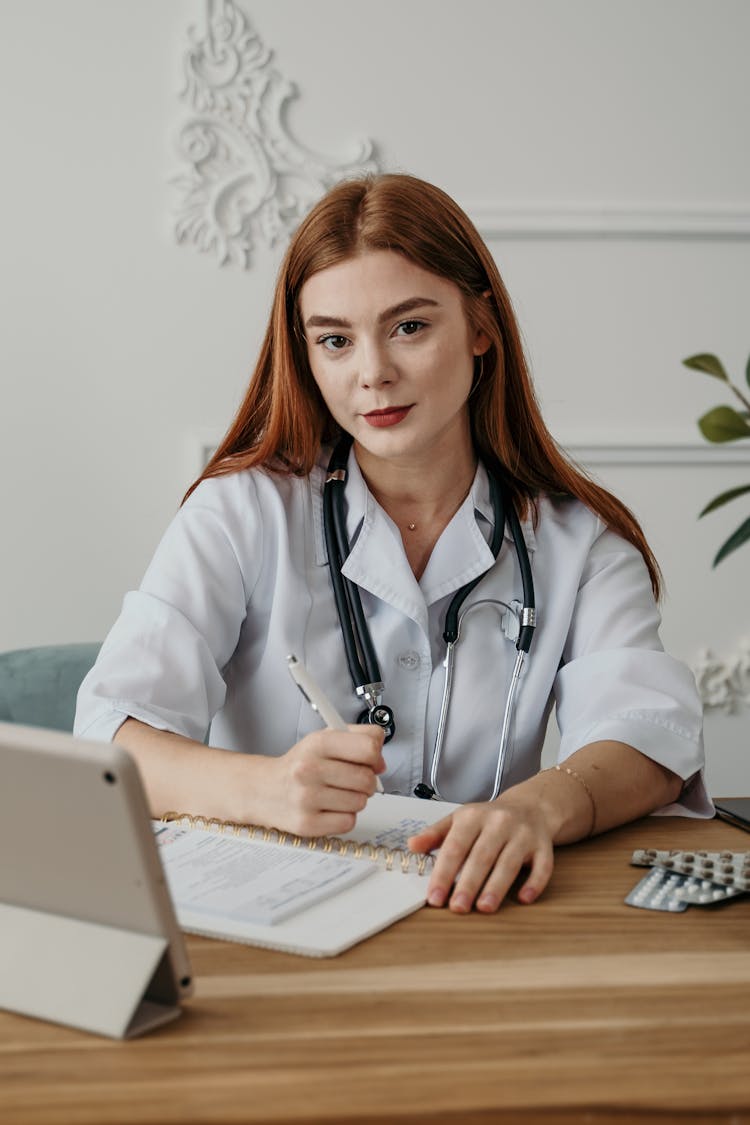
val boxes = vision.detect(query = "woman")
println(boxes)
[75,173,711,915]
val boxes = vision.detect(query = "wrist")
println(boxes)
[223,750,280,827]
[501,767,596,844]
[492,780,562,838]
[553,765,596,836]
[536,765,597,843]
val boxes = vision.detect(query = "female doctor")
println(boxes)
[75,173,711,915]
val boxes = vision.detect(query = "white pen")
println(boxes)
[286,654,384,793]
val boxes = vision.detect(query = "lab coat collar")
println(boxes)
[339,454,427,626]
[309,447,535,630]
[317,446,537,552]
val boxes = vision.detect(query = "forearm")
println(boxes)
[114,716,385,838]
[504,740,684,845]
[114,718,275,824]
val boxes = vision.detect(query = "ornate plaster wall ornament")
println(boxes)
[172,0,379,269]
[692,639,750,711]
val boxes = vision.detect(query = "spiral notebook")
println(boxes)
[154,792,457,957]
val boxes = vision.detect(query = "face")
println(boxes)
[299,250,489,470]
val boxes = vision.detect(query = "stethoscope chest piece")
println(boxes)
[357,704,396,742]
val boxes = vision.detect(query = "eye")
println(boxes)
[318,334,350,352]
[394,319,426,337]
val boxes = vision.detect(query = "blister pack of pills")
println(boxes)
[631,848,750,892]
[625,866,743,911]
[625,848,750,912]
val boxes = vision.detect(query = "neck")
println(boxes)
[353,435,478,535]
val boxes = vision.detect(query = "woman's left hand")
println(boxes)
[407,796,555,913]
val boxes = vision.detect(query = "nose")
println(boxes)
[357,339,395,389]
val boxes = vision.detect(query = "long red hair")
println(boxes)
[186,174,661,597]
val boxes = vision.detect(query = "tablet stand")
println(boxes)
[0,902,182,1039]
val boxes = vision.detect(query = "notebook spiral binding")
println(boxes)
[161,812,435,876]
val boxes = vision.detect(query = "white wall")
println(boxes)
[2,0,748,793]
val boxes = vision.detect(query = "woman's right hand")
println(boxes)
[114,717,385,835]
[260,725,386,838]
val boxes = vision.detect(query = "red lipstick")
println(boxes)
[363,405,413,428]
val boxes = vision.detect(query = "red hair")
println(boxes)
[186,174,661,597]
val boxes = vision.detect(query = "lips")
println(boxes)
[363,405,413,428]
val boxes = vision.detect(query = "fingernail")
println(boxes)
[477,893,499,912]
[427,887,446,907]
[450,892,471,913]
[519,887,537,904]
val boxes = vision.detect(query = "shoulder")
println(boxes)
[143,465,321,599]
[531,493,602,551]
[183,464,318,525]
[531,493,651,593]
[179,462,326,568]
[533,493,642,554]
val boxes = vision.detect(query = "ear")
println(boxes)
[472,290,493,355]
[472,329,492,356]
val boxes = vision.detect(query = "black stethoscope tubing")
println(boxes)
[323,436,384,693]
[324,434,536,753]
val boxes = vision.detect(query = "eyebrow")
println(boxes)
[304,297,440,330]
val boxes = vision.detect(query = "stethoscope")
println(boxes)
[323,435,537,801]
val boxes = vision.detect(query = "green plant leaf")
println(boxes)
[698,405,750,443]
[683,353,729,381]
[713,515,750,566]
[699,483,750,516]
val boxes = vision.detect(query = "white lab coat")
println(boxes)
[75,448,712,815]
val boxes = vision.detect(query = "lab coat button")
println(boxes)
[397,651,421,670]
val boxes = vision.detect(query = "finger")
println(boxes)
[345,723,385,746]
[289,755,381,807]
[295,730,385,787]
[448,830,524,913]
[474,841,554,913]
[319,758,383,798]
[516,843,555,905]
[424,812,484,908]
[289,808,360,839]
[407,814,454,854]
[461,842,527,913]
[323,728,386,772]
[318,781,372,813]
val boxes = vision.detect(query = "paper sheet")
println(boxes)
[156,827,374,926]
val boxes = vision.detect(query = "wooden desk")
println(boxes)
[2,815,749,1125]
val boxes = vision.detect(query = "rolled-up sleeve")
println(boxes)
[74,475,260,744]
[553,523,712,818]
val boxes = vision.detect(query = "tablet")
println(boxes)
[714,797,750,834]
[0,722,193,1038]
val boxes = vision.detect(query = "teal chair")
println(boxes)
[0,643,102,733]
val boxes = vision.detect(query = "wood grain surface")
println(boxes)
[2,814,749,1125]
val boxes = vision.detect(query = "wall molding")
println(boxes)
[187,429,224,475]
[467,203,750,241]
[555,431,750,466]
[189,429,750,474]
[692,640,750,712]
[170,6,749,266]
[171,0,379,269]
